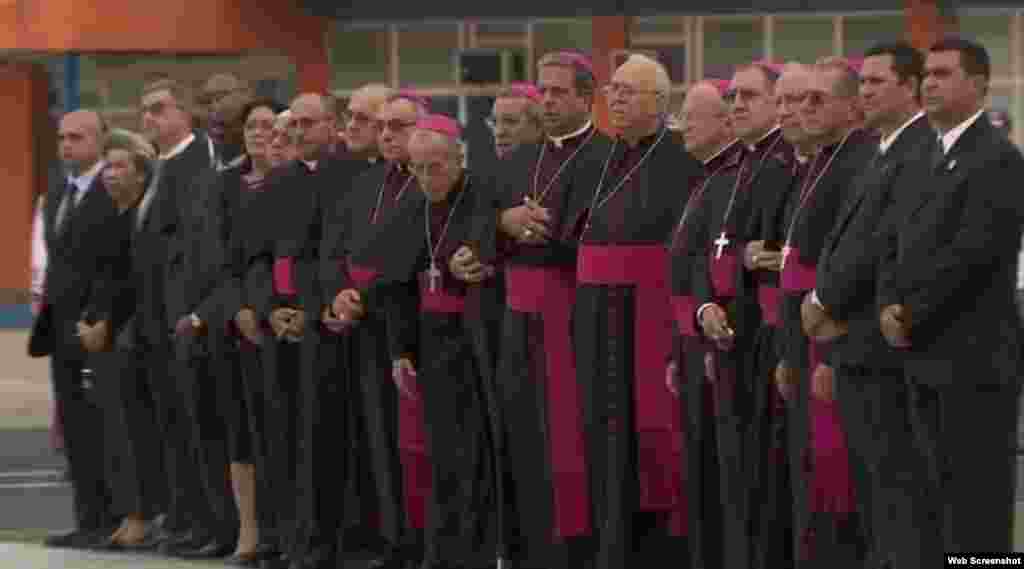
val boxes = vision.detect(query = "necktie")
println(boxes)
[931,135,946,171]
[58,181,79,232]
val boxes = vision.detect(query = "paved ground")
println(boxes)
[2,329,1024,566]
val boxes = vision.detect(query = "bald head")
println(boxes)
[346,83,395,155]
[408,128,464,203]
[680,81,732,161]
[290,93,336,160]
[58,109,106,174]
[609,54,672,141]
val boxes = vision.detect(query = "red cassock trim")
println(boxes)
[346,259,379,289]
[780,247,817,292]
[505,264,591,537]
[398,392,431,530]
[272,257,296,296]
[577,244,687,536]
[670,294,699,337]
[758,284,782,327]
[709,250,739,299]
[807,339,855,515]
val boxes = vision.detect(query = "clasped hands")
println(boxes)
[500,197,552,246]
[269,307,305,342]
[744,240,783,272]
[800,292,848,342]
[699,304,735,352]
[76,320,109,353]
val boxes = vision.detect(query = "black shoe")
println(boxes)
[366,555,412,569]
[157,531,208,556]
[260,554,291,569]
[171,539,233,559]
[44,529,101,549]
[227,550,274,567]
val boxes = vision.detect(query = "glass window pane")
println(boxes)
[476,20,527,47]
[958,13,1011,78]
[632,15,684,36]
[397,22,459,86]
[703,17,763,80]
[843,14,904,58]
[533,20,593,61]
[329,25,390,90]
[773,17,833,63]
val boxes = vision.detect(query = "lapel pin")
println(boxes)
[947,159,957,171]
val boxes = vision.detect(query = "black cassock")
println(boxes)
[815,115,936,568]
[267,149,375,564]
[350,175,499,569]
[688,129,793,569]
[777,128,876,568]
[562,128,700,569]
[320,161,422,560]
[666,139,741,569]
[474,126,605,569]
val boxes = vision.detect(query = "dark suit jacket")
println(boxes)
[877,115,1024,387]
[30,167,120,360]
[816,115,936,370]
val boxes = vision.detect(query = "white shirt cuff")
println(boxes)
[696,302,718,325]
[809,290,824,310]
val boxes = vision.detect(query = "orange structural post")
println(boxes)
[592,16,631,136]
[0,63,49,303]
[294,16,332,94]
[906,0,957,51]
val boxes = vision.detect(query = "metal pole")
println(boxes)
[63,54,80,112]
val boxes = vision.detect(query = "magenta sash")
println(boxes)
[577,245,687,535]
[347,259,378,289]
[781,247,817,292]
[506,264,591,537]
[419,284,466,314]
[399,390,431,529]
[709,250,738,299]
[272,257,296,295]
[670,295,699,337]
[758,284,782,327]
[806,328,855,515]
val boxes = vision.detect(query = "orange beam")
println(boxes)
[906,0,957,51]
[0,0,326,55]
[592,16,631,136]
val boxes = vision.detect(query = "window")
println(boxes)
[397,22,460,86]
[958,12,1012,78]
[773,16,834,63]
[703,17,763,81]
[533,19,593,61]
[329,25,390,90]
[843,14,904,58]
[475,20,528,48]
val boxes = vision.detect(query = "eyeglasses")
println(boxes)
[602,83,660,99]
[288,116,330,132]
[140,100,179,117]
[485,115,525,132]
[245,118,275,132]
[344,111,375,127]
[377,119,418,133]
[409,161,449,177]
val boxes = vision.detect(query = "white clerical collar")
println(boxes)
[879,110,925,155]
[704,139,740,165]
[938,107,985,155]
[68,160,105,193]
[159,133,196,161]
[746,125,780,152]
[549,120,593,149]
[302,160,318,172]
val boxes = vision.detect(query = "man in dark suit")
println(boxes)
[804,41,936,569]
[876,37,1024,557]
[134,78,221,554]
[33,109,119,548]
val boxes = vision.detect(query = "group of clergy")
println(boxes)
[33,34,1023,569]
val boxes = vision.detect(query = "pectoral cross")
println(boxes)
[781,244,792,270]
[427,262,442,293]
[714,232,730,260]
